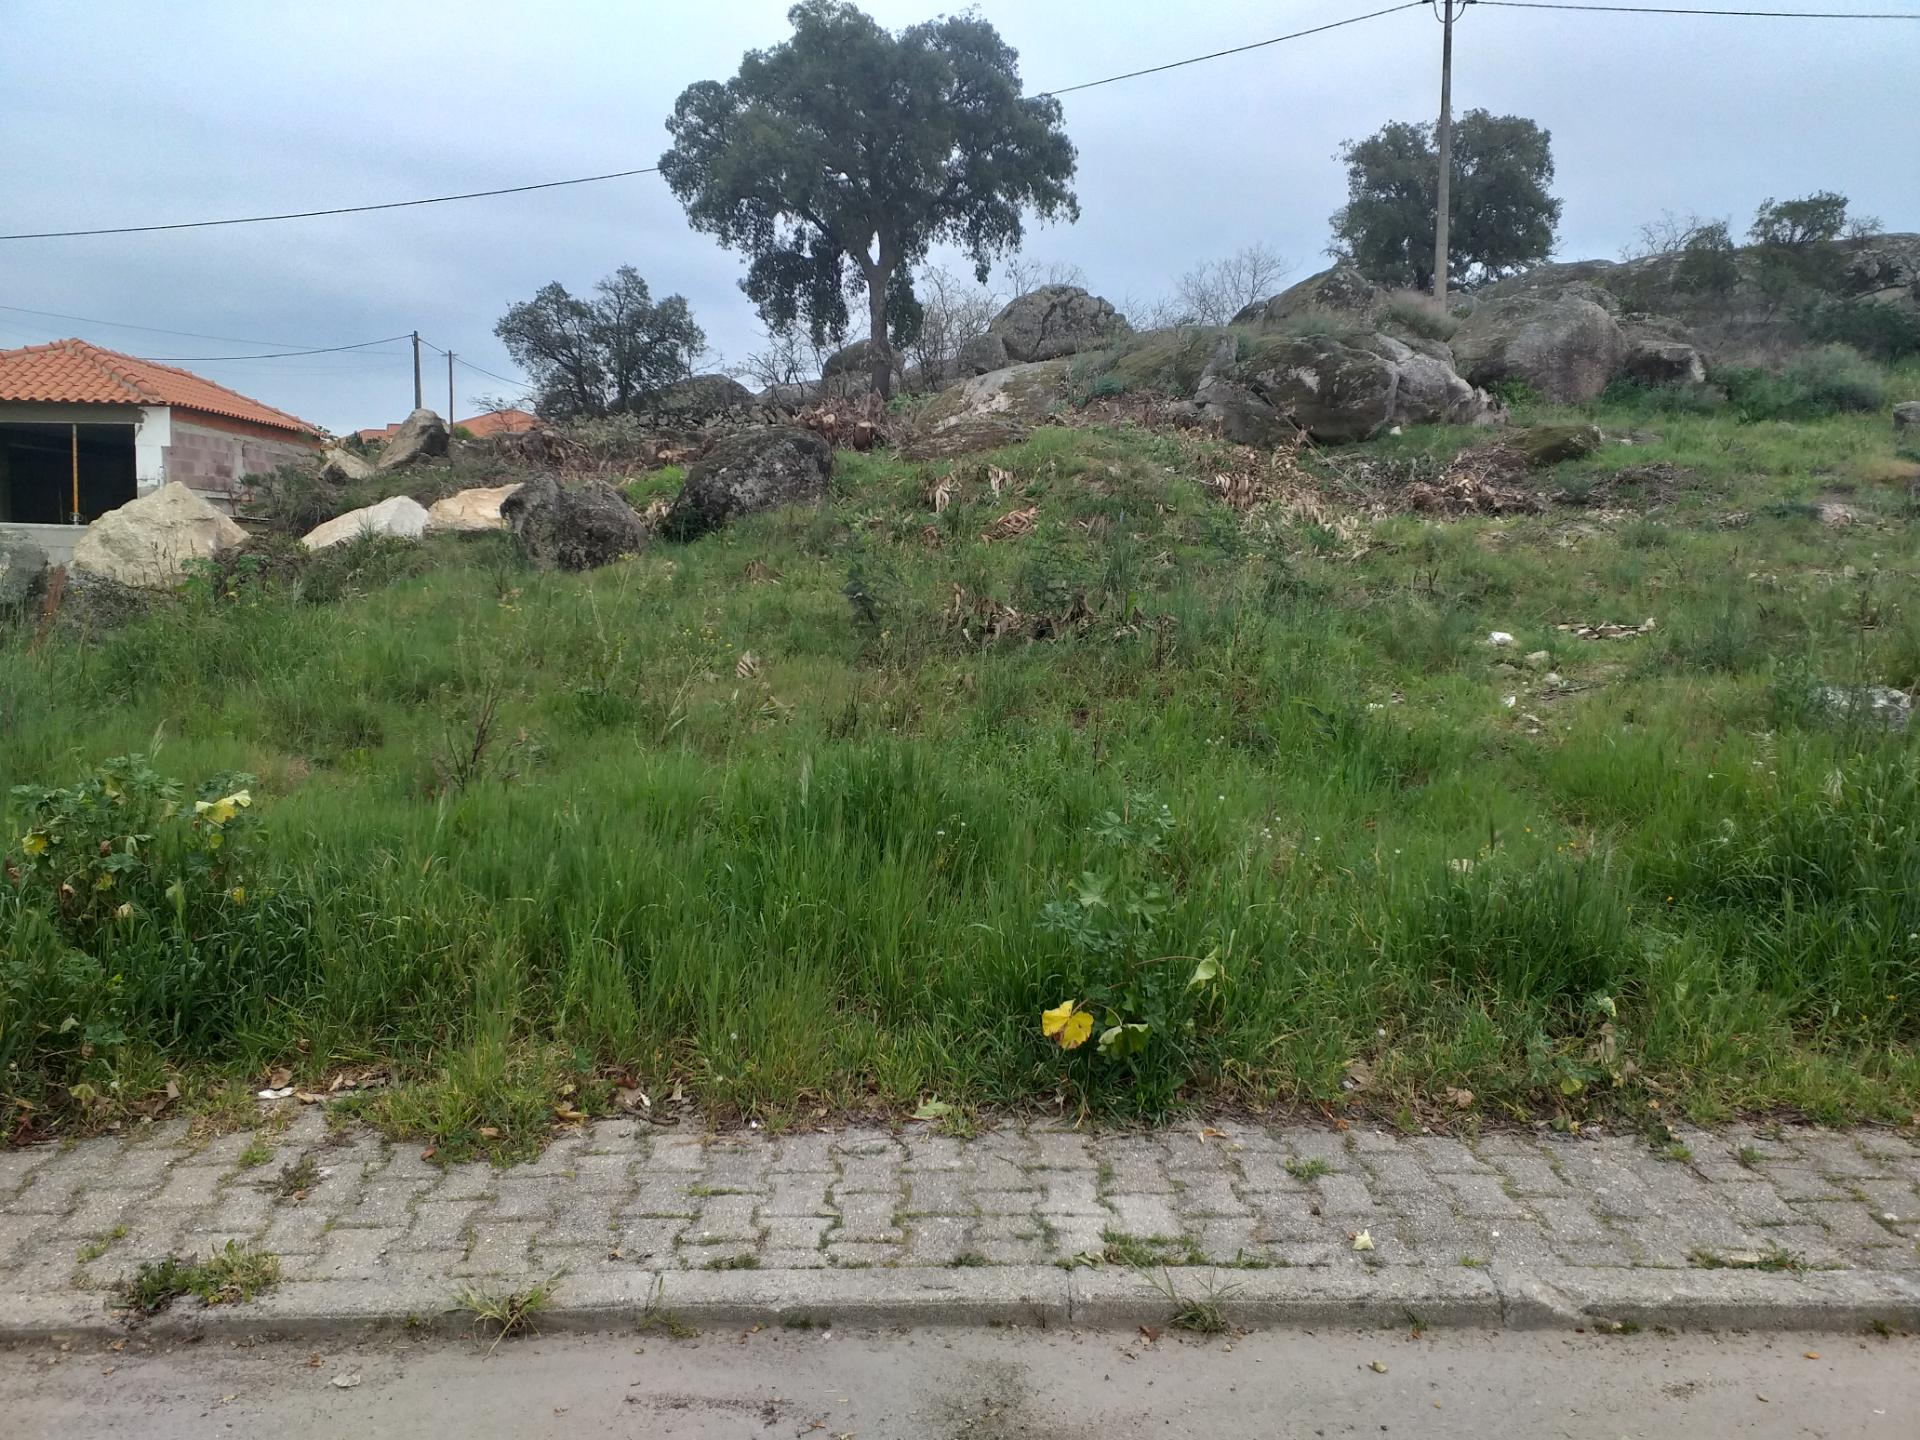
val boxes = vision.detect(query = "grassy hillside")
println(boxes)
[4,374,1919,1153]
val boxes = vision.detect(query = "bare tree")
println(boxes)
[1620,210,1725,261]
[732,327,833,394]
[902,264,1003,389]
[1001,255,1088,295]
[1169,243,1293,327]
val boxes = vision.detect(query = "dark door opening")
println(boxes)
[0,422,138,524]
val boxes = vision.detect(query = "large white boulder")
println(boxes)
[424,484,522,535]
[71,481,247,589]
[301,494,429,550]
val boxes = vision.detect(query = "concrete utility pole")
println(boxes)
[447,352,456,427]
[1432,0,1461,307]
[411,331,423,411]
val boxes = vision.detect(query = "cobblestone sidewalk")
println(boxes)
[3,1112,1918,1335]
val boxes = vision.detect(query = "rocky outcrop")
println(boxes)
[656,374,754,415]
[902,360,1073,456]
[70,481,246,589]
[666,426,833,538]
[1894,401,1920,433]
[955,332,1010,377]
[1506,423,1604,467]
[375,408,450,471]
[988,286,1131,362]
[501,474,649,570]
[1618,314,1706,385]
[425,484,522,535]
[319,445,375,483]
[0,531,49,612]
[1194,332,1499,445]
[1450,295,1626,404]
[1232,264,1380,329]
[301,495,430,550]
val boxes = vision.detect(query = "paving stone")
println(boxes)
[1282,1132,1352,1167]
[257,1205,330,1255]
[834,1194,902,1244]
[543,1199,620,1249]
[1795,1201,1907,1253]
[625,1178,700,1218]
[647,1137,709,1173]
[1489,1154,1568,1197]
[302,1225,404,1281]
[1309,1177,1378,1216]
[1854,1181,1920,1223]
[771,1135,837,1173]
[824,1241,899,1268]
[1192,1217,1261,1263]
[1104,1193,1181,1238]
[903,1217,973,1265]
[902,1136,967,1172]
[830,1130,898,1159]
[570,1153,638,1193]
[1030,1132,1091,1169]
[1357,1154,1431,1193]
[1035,1173,1104,1217]
[969,1156,1033,1191]
[1766,1167,1850,1202]
[408,1202,483,1250]
[489,1179,562,1221]
[684,1195,760,1245]
[835,1156,900,1194]
[702,1147,771,1191]
[1405,1137,1490,1174]
[1795,1134,1886,1177]
[336,1180,427,1230]
[974,1188,1041,1216]
[0,1147,53,1196]
[1441,1173,1528,1218]
[431,1164,497,1202]
[145,1165,226,1211]
[758,1248,828,1269]
[903,1173,976,1216]
[461,1221,542,1275]
[1722,1182,1802,1227]
[1041,1216,1108,1260]
[611,1217,684,1263]
[763,1216,832,1252]
[763,1175,833,1217]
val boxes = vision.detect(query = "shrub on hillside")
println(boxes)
[1378,293,1459,342]
[1717,344,1887,420]
[1802,299,1920,363]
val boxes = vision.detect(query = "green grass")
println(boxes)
[75,1224,128,1264]
[452,1274,559,1353]
[117,1242,281,1313]
[1285,1157,1334,1183]
[5,395,1920,1153]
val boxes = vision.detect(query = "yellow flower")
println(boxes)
[228,887,247,905]
[1041,1000,1092,1050]
[194,790,252,827]
[21,832,49,856]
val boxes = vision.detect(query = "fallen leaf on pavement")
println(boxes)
[331,1373,361,1389]
[1138,1325,1160,1344]
[1352,1230,1375,1252]
[1369,1361,1388,1374]
[1805,1351,1820,1360]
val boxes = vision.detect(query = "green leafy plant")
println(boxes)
[1037,794,1226,1113]
[118,1242,281,1313]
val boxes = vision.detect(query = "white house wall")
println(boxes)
[135,406,170,492]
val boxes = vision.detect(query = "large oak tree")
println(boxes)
[659,1,1078,397]
[1330,110,1561,292]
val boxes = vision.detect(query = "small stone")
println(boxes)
[1523,650,1552,668]
[1488,631,1515,647]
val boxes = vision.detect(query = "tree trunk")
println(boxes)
[866,253,893,401]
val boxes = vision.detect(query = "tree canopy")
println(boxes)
[493,266,704,420]
[658,0,1078,396]
[1329,110,1561,291]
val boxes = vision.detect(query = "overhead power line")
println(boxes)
[0,2,1429,243]
[1039,2,1426,95]
[133,333,415,363]
[0,301,365,350]
[453,355,531,389]
[1477,2,1919,16]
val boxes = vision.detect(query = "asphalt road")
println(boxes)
[4,1323,1914,1438]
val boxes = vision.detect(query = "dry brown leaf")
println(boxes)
[987,465,1010,497]
[735,651,761,680]
[1444,1086,1475,1110]
[477,1126,501,1139]
[266,1066,293,1089]
[981,505,1039,543]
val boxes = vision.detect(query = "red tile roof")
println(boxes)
[0,338,323,438]
[458,408,540,438]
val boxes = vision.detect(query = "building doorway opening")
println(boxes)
[0,422,137,524]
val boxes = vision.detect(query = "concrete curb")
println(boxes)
[5,1264,1917,1344]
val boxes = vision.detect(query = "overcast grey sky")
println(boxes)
[2,0,1914,433]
